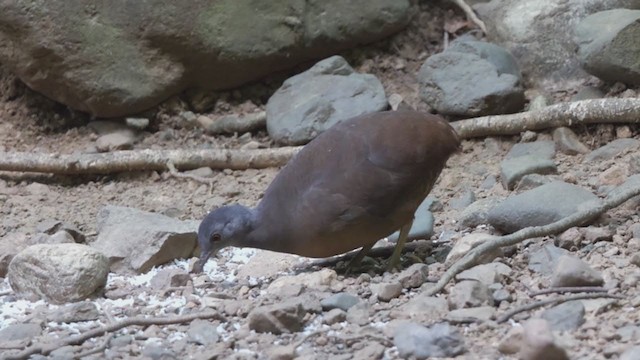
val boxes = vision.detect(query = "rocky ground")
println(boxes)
[2,2,640,360]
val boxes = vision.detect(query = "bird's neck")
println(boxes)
[243,208,287,252]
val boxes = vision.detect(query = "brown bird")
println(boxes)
[193,109,460,273]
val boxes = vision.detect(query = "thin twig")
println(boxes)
[451,0,487,33]
[530,287,609,297]
[74,334,114,359]
[425,179,640,296]
[4,311,226,360]
[496,293,624,323]
[0,290,12,296]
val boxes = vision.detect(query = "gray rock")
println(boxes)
[266,56,388,145]
[150,268,191,290]
[320,292,361,312]
[488,181,601,233]
[456,262,512,286]
[418,48,524,116]
[323,308,347,325]
[519,319,569,360]
[0,1,410,117]
[448,39,522,76]
[448,280,492,310]
[125,117,150,130]
[505,140,556,160]
[353,342,386,360]
[0,232,30,277]
[584,138,640,162]
[142,344,176,360]
[515,174,554,191]
[90,205,197,274]
[617,325,640,342]
[0,323,42,343]
[550,255,604,287]
[556,228,583,250]
[8,244,109,304]
[95,130,137,152]
[446,306,496,323]
[388,197,434,242]
[248,299,307,334]
[450,189,476,210]
[47,301,100,323]
[492,288,512,304]
[346,302,370,326]
[575,9,640,85]
[474,0,640,90]
[35,219,85,243]
[541,301,586,331]
[393,294,449,321]
[631,253,640,267]
[447,232,502,265]
[397,263,429,289]
[393,322,466,359]
[87,120,129,135]
[458,198,501,229]
[184,167,215,178]
[552,127,590,155]
[581,226,613,243]
[370,282,402,302]
[500,155,557,190]
[528,244,571,275]
[621,345,640,360]
[572,86,605,101]
[187,319,219,345]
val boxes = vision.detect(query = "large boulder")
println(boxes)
[575,9,640,85]
[474,0,640,90]
[0,0,410,117]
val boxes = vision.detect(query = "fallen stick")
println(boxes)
[0,148,300,175]
[496,293,624,323]
[452,98,640,138]
[425,179,640,296]
[0,99,638,175]
[4,311,226,360]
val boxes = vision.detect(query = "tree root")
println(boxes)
[529,286,609,297]
[3,311,226,360]
[451,0,487,33]
[452,98,640,138]
[496,293,624,324]
[424,179,640,297]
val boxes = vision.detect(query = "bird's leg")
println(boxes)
[344,242,375,274]
[387,220,414,272]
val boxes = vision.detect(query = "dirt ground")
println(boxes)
[1,1,640,359]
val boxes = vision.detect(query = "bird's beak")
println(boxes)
[192,250,212,273]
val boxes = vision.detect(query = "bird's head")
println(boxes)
[192,204,255,273]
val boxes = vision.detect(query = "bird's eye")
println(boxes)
[211,233,222,242]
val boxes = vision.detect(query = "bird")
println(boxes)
[192,109,460,273]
